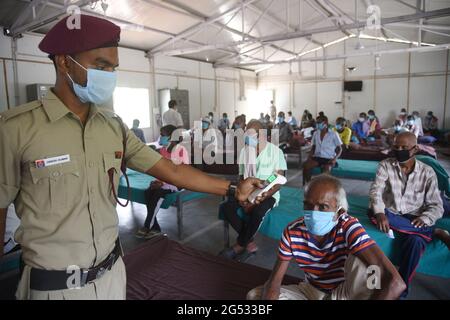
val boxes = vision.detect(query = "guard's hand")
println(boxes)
[236,178,264,202]
[411,217,427,228]
[375,212,390,233]
[150,180,164,190]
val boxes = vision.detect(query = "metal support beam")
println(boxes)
[186,7,450,59]
[152,0,299,59]
[390,22,450,31]
[150,0,260,53]
[393,0,424,13]
[10,0,92,37]
[222,42,450,67]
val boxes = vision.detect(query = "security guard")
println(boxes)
[0,15,262,300]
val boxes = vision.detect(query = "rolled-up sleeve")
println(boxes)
[124,127,162,173]
[0,121,20,208]
[369,161,388,214]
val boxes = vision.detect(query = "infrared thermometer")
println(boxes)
[248,173,287,204]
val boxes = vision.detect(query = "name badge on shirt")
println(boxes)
[35,154,70,168]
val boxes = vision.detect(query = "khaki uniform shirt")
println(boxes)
[0,90,162,270]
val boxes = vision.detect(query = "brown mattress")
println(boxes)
[124,236,301,300]
[340,148,389,161]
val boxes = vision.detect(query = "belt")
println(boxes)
[29,238,122,291]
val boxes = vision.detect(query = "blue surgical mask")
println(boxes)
[335,124,342,131]
[407,120,415,126]
[304,209,340,236]
[245,135,258,147]
[278,117,284,123]
[159,136,170,146]
[316,122,326,131]
[202,122,209,130]
[368,115,375,120]
[394,125,401,132]
[67,56,117,105]
[234,124,241,129]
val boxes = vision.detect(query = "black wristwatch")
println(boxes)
[227,182,237,199]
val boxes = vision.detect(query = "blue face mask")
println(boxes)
[304,209,340,236]
[316,122,326,131]
[394,125,401,132]
[159,136,170,146]
[368,115,375,120]
[407,120,415,126]
[234,124,241,129]
[278,117,284,123]
[202,122,209,130]
[67,56,117,105]
[245,135,258,147]
[335,124,342,131]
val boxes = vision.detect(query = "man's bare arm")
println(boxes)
[262,258,290,300]
[356,245,406,300]
[146,158,263,202]
[0,208,7,260]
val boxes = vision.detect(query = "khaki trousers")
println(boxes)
[16,257,127,300]
[247,255,373,300]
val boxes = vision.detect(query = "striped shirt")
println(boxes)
[278,213,375,292]
[369,158,443,226]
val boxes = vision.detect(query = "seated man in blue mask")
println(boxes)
[247,174,405,300]
[351,112,370,144]
[369,132,450,298]
[303,116,343,184]
[219,120,287,261]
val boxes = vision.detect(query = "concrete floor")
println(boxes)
[117,151,450,300]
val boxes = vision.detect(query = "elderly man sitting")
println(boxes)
[369,132,450,298]
[247,175,406,300]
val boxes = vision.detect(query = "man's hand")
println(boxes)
[411,217,427,228]
[236,177,264,203]
[375,212,390,233]
[150,180,164,190]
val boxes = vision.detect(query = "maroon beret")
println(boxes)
[39,14,120,55]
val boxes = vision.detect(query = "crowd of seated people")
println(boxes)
[128,104,450,300]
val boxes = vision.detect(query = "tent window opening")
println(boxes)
[113,87,150,128]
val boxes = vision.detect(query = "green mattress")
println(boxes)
[311,156,450,196]
[118,169,209,209]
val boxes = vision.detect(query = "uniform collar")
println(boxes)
[42,89,107,123]
[41,89,71,122]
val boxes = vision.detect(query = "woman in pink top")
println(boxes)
[136,125,189,239]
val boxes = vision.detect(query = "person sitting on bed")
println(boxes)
[333,117,351,148]
[398,108,408,124]
[367,110,381,139]
[219,120,287,261]
[351,112,370,144]
[369,132,450,298]
[247,174,406,300]
[303,115,343,184]
[136,125,190,239]
[424,111,439,138]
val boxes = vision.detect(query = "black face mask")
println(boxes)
[393,147,415,163]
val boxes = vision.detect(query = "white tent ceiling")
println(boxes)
[1,0,450,71]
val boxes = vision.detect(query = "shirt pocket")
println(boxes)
[29,160,80,212]
[102,152,123,204]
